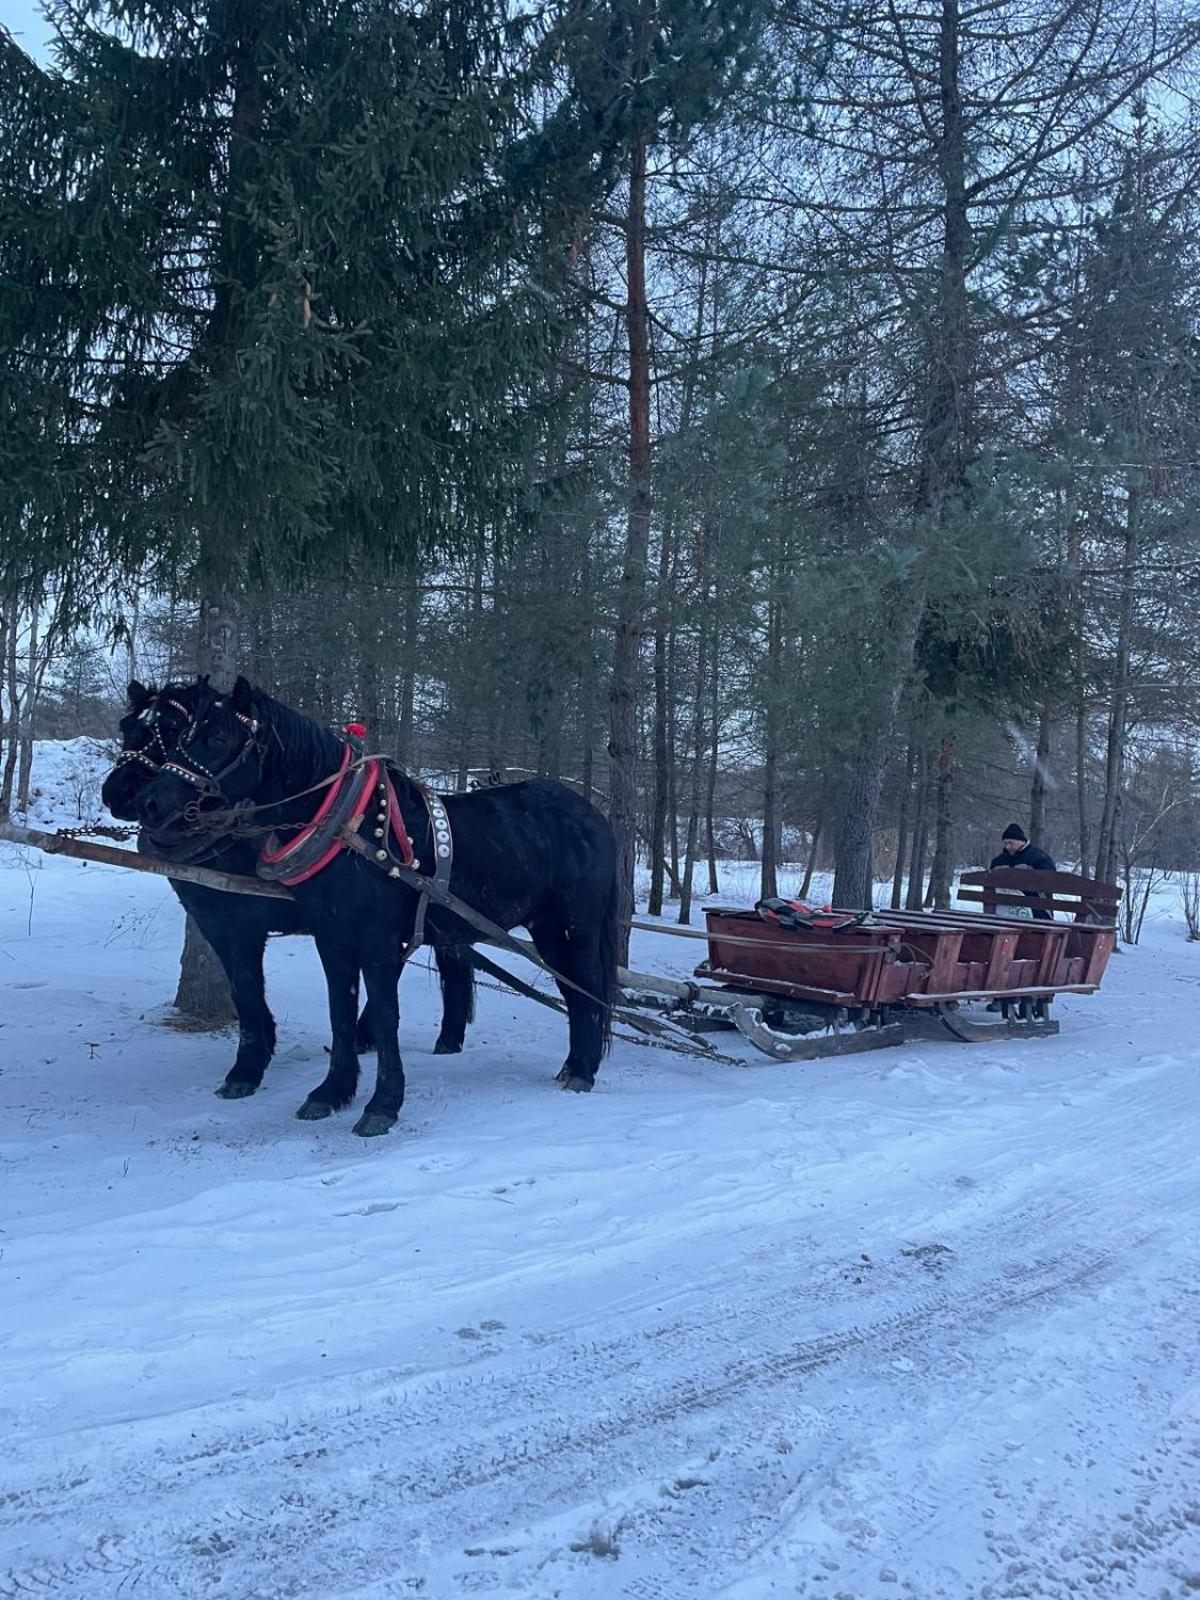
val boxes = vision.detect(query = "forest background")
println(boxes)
[3,0,1200,994]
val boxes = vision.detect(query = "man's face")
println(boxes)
[1002,837,1023,855]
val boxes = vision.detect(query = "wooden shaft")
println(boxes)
[0,821,294,901]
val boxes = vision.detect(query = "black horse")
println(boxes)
[134,676,618,1136]
[102,681,475,1099]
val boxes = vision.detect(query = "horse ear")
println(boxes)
[232,675,254,714]
[127,680,153,708]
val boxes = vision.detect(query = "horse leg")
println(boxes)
[355,999,376,1054]
[529,921,597,1093]
[353,948,407,1138]
[433,944,475,1055]
[297,937,362,1120]
[208,927,278,1099]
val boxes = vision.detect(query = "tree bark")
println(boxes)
[891,746,915,909]
[831,749,882,909]
[760,590,784,902]
[1094,478,1140,884]
[197,594,242,691]
[927,733,956,908]
[905,746,931,910]
[705,626,721,895]
[608,132,653,964]
[173,594,242,1026]
[799,807,824,900]
[1029,701,1052,845]
[16,603,38,814]
[647,521,673,916]
[173,915,236,1027]
[679,585,711,925]
[0,596,19,818]
[397,581,420,770]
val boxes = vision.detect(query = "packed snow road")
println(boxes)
[2,806,1198,1596]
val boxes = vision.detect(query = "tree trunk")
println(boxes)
[647,523,673,916]
[0,597,19,818]
[649,251,707,916]
[1095,479,1140,885]
[760,592,784,902]
[679,587,711,926]
[608,132,652,964]
[927,733,956,908]
[905,747,931,910]
[173,915,236,1027]
[799,807,824,900]
[174,594,243,1026]
[396,581,420,770]
[197,594,241,690]
[1029,702,1052,845]
[831,748,883,909]
[705,627,721,895]
[16,603,38,813]
[832,0,969,911]
[1070,524,1091,872]
[891,745,915,909]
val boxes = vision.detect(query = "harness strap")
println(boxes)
[399,783,452,962]
[338,830,612,1014]
[258,746,362,886]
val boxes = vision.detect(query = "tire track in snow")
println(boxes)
[0,1173,1183,1600]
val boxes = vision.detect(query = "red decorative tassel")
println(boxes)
[346,721,367,740]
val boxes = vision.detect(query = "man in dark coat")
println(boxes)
[990,823,1056,920]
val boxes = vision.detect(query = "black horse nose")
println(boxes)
[137,786,171,829]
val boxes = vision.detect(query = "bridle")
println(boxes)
[114,694,197,776]
[157,698,264,804]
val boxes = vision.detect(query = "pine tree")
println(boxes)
[3,0,590,603]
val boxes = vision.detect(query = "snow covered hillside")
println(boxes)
[1,742,1198,1598]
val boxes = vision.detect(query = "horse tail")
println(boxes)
[598,864,620,1056]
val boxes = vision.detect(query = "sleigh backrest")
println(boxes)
[957,868,1121,926]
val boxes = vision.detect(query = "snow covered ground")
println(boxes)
[2,741,1199,1599]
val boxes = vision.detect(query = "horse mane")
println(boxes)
[247,683,347,797]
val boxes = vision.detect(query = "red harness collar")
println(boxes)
[258,749,416,888]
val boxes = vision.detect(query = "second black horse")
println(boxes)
[133,677,619,1136]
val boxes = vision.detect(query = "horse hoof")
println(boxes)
[296,1099,334,1121]
[554,1065,570,1084]
[352,1112,396,1138]
[559,1074,594,1094]
[216,1080,258,1100]
[433,1038,463,1056]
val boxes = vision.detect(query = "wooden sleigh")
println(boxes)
[620,870,1121,1062]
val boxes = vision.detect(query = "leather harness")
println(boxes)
[255,744,453,962]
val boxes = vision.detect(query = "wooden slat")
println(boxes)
[701,967,861,1006]
[1034,927,1069,987]
[927,929,965,994]
[983,930,1018,991]
[956,889,1114,919]
[907,984,1097,1003]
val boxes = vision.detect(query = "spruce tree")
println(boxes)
[3,0,588,602]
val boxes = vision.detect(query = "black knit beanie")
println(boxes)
[1002,823,1027,842]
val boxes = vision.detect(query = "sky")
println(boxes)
[2,0,52,61]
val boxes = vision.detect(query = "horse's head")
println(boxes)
[134,676,266,834]
[101,680,198,820]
